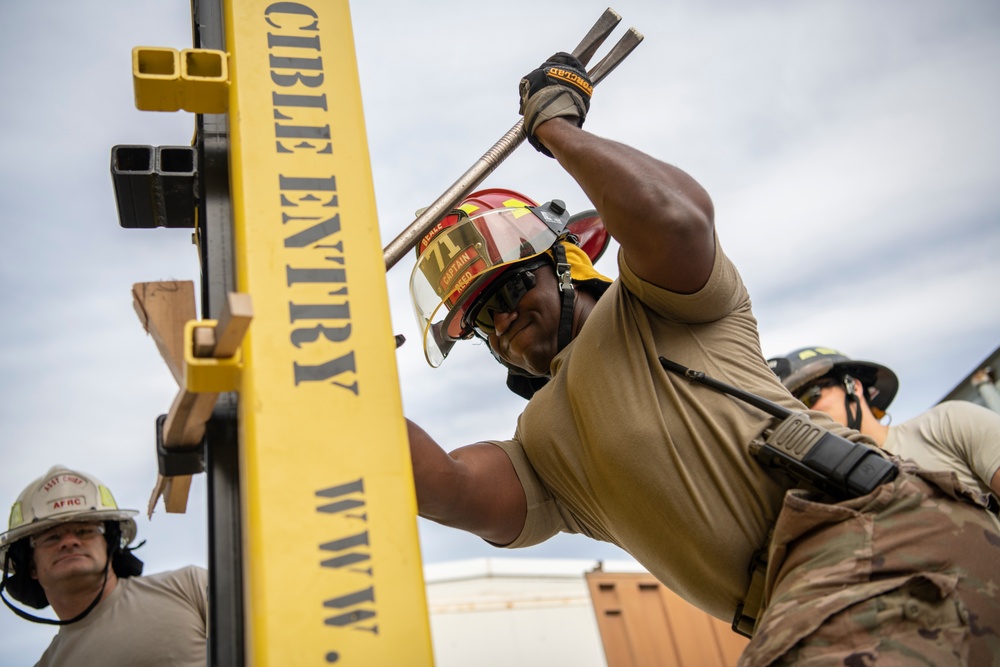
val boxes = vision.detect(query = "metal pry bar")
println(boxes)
[589,27,644,85]
[573,7,622,65]
[382,8,642,271]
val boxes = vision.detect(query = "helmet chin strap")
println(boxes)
[0,541,116,626]
[491,242,583,400]
[552,242,576,353]
[842,374,863,431]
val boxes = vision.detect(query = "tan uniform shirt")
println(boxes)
[884,400,1000,499]
[494,240,864,620]
[36,565,208,667]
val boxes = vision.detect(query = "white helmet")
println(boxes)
[0,466,138,559]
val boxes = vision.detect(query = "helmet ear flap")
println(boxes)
[3,540,50,609]
[104,521,144,579]
[506,373,549,400]
[112,549,144,579]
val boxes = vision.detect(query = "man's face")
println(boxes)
[795,377,849,426]
[485,264,564,377]
[30,521,109,590]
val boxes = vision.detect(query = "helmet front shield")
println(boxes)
[410,206,562,366]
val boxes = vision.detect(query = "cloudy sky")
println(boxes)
[2,0,999,660]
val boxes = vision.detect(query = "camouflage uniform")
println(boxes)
[739,464,1000,666]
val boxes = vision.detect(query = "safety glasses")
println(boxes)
[467,269,538,335]
[795,377,840,409]
[29,522,105,549]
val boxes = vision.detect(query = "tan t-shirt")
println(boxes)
[494,239,863,621]
[883,400,1000,498]
[36,566,208,667]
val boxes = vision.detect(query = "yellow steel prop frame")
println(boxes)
[121,4,644,663]
[223,1,432,663]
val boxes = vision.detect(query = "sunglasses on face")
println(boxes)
[469,269,538,335]
[29,522,105,549]
[795,377,841,409]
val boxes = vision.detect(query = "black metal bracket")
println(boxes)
[111,145,198,229]
[155,413,206,477]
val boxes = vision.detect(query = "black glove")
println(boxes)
[518,52,593,157]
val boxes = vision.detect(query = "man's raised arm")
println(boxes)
[520,54,716,293]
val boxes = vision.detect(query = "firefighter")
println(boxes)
[770,346,1000,499]
[0,466,208,666]
[403,52,1000,664]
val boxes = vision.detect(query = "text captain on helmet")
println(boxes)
[404,52,1000,664]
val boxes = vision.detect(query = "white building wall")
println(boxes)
[424,558,644,667]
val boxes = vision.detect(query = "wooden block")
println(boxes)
[189,292,252,359]
[147,476,167,518]
[163,385,220,449]
[163,476,193,514]
[132,281,197,387]
[147,474,192,517]
[214,292,254,357]
[147,292,253,515]
[161,291,254,449]
[153,386,213,514]
[193,326,216,357]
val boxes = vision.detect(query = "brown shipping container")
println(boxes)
[586,571,749,667]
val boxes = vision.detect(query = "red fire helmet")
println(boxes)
[409,188,609,367]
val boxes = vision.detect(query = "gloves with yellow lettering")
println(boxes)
[518,52,593,157]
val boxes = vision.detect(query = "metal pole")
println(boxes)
[382,14,643,271]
